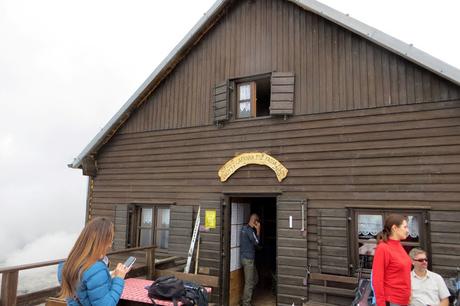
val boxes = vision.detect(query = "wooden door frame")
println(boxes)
[220,192,281,306]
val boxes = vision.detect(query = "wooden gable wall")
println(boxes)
[118,0,460,134]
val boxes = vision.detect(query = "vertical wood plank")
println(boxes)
[351,36,361,109]
[373,47,384,107]
[1,270,18,306]
[335,28,344,111]
[191,45,199,127]
[438,74,449,101]
[331,25,340,111]
[381,50,391,106]
[146,247,156,280]
[367,44,376,108]
[158,73,167,129]
[312,13,320,113]
[414,66,424,103]
[325,22,333,112]
[422,70,432,103]
[288,2,295,72]
[255,0,262,73]
[299,6,306,114]
[398,59,407,105]
[293,3,301,115]
[389,54,399,105]
[448,83,460,100]
[359,39,368,109]
[405,64,415,104]
[318,18,326,113]
[344,30,353,111]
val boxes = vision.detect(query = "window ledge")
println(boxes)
[345,204,431,210]
[233,115,272,122]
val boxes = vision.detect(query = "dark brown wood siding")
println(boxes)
[277,197,308,305]
[92,100,460,305]
[118,0,460,134]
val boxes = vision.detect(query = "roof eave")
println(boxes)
[291,0,460,86]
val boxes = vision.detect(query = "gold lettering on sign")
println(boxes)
[218,152,288,182]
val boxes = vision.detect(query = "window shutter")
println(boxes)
[214,80,230,124]
[168,205,193,257]
[114,204,130,250]
[270,72,295,116]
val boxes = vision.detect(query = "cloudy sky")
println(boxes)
[0,0,459,288]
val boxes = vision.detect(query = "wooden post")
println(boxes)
[1,270,18,306]
[146,247,155,280]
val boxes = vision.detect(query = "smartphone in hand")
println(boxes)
[123,256,136,269]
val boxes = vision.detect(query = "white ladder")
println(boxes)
[184,206,201,273]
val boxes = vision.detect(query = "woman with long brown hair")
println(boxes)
[58,217,130,305]
[372,214,412,306]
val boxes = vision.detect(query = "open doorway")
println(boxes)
[228,197,277,306]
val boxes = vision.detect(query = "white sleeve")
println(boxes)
[436,274,450,300]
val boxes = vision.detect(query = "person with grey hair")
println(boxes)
[409,248,450,306]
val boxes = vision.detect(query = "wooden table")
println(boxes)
[119,278,211,306]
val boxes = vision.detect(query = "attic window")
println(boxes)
[213,72,294,125]
[236,77,271,119]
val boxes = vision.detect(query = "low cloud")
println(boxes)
[0,231,78,294]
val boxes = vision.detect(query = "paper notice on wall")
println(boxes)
[205,209,216,229]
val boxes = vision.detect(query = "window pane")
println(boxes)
[406,215,420,242]
[239,101,251,118]
[156,230,169,249]
[358,214,382,239]
[139,228,152,246]
[157,208,170,229]
[141,208,153,226]
[239,84,251,100]
[357,214,382,270]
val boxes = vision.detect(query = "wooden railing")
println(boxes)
[0,246,155,306]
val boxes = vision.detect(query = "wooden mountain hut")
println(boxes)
[70,0,460,305]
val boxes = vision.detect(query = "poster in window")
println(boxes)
[205,209,216,229]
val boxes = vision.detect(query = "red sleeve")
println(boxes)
[372,243,388,306]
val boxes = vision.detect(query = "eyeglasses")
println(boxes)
[413,258,428,263]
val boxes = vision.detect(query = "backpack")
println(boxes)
[445,277,460,306]
[147,275,185,306]
[351,278,374,306]
[182,281,209,306]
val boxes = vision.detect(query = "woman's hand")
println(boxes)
[112,263,130,279]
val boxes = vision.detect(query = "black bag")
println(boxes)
[147,275,185,306]
[182,281,209,306]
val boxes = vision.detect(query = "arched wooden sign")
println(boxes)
[218,152,288,182]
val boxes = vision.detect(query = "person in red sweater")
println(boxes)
[372,214,412,306]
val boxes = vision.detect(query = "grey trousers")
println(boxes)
[241,258,258,306]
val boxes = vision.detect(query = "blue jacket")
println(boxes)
[57,260,124,306]
[240,224,260,260]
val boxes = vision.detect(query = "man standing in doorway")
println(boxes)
[240,213,261,306]
[409,248,450,306]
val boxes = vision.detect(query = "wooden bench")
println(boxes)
[304,273,358,306]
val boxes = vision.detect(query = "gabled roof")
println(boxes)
[69,0,460,169]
